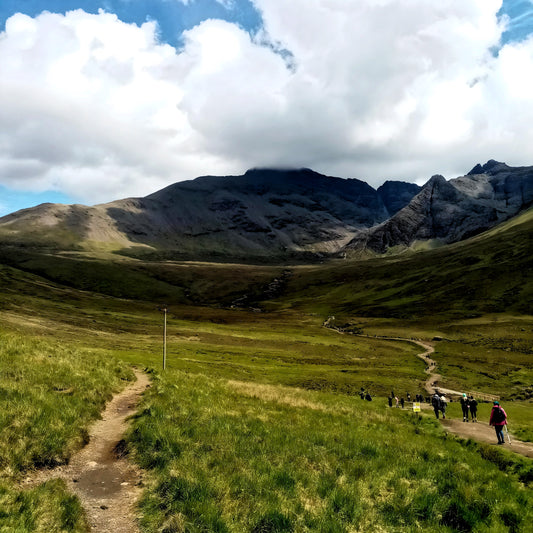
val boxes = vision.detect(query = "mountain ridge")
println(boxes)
[0,161,531,261]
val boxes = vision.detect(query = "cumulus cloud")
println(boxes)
[0,9,235,202]
[1,1,533,205]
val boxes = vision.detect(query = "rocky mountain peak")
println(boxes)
[424,175,449,192]
[1,162,531,260]
[467,160,510,175]
[376,181,422,216]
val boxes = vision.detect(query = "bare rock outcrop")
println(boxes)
[344,161,533,254]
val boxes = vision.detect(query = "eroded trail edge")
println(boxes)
[24,368,151,533]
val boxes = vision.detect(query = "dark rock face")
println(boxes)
[101,168,397,257]
[147,168,390,227]
[345,161,533,254]
[1,162,531,259]
[377,181,422,216]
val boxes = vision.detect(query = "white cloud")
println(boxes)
[1,1,533,206]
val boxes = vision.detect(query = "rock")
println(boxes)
[1,161,532,259]
[344,161,533,253]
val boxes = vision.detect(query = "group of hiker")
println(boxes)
[386,391,426,409]
[459,393,478,422]
[359,388,373,401]
[431,392,508,444]
[385,390,509,445]
[431,392,449,419]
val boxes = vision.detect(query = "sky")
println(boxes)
[0,1,532,215]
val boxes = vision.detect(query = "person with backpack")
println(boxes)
[439,393,447,419]
[489,401,507,444]
[469,396,478,422]
[431,392,441,419]
[460,393,470,422]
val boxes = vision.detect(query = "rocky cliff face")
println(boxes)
[344,161,533,254]
[376,181,422,216]
[0,162,530,259]
[0,168,419,258]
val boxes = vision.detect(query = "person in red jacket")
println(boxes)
[489,401,507,444]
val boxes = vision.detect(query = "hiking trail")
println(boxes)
[23,368,150,532]
[324,323,533,458]
[400,338,533,458]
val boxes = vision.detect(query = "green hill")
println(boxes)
[0,207,532,318]
[269,207,533,319]
[0,209,532,532]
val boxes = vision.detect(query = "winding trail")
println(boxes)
[358,335,464,396]
[407,338,464,397]
[396,337,533,458]
[23,369,150,532]
[326,326,533,458]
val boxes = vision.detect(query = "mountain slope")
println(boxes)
[0,168,418,259]
[0,161,531,260]
[278,206,533,319]
[345,160,533,254]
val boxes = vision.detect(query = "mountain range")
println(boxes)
[0,160,531,261]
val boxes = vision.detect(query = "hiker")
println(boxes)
[439,393,447,419]
[388,396,393,407]
[469,396,478,422]
[400,397,404,409]
[407,393,411,402]
[365,392,372,401]
[489,401,507,444]
[460,393,470,422]
[395,396,399,408]
[359,391,365,400]
[431,392,441,419]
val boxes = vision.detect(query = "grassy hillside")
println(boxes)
[0,329,134,531]
[0,210,532,531]
[274,208,533,319]
[1,207,531,315]
[1,304,532,532]
[129,370,532,533]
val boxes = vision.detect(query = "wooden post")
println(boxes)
[163,307,167,370]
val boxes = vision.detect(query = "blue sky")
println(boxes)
[0,0,532,215]
[0,0,263,45]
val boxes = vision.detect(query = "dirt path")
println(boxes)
[23,368,150,532]
[408,338,464,396]
[344,330,533,458]
[403,339,533,458]
[441,419,533,458]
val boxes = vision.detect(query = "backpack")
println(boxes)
[492,406,505,424]
[432,394,440,408]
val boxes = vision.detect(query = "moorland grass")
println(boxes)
[0,329,134,531]
[129,369,532,532]
[0,479,88,533]
[0,235,532,533]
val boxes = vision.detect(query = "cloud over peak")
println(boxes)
[1,1,532,205]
